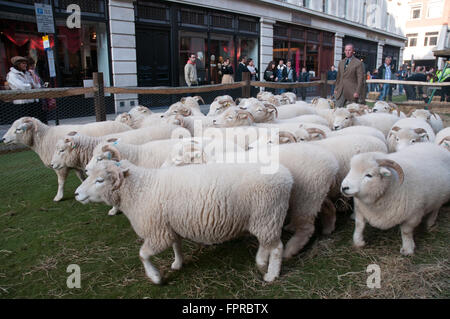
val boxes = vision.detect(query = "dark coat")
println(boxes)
[282,67,297,82]
[221,65,234,75]
[235,62,250,82]
[264,69,276,82]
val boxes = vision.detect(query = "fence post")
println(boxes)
[93,72,106,122]
[320,72,328,98]
[242,72,251,98]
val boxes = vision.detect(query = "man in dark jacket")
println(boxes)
[404,66,427,101]
[298,67,310,101]
[235,56,249,82]
[281,60,297,93]
[327,65,337,97]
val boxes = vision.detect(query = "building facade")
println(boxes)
[0,0,406,112]
[400,0,450,69]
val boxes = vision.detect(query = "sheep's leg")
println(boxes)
[400,221,418,256]
[74,169,86,182]
[320,198,337,235]
[139,240,163,285]
[171,237,184,270]
[108,206,120,216]
[255,246,270,274]
[53,168,69,202]
[425,208,440,231]
[264,240,283,283]
[353,212,366,248]
[283,215,315,259]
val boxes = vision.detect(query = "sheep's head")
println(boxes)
[346,103,368,115]
[240,100,278,123]
[212,109,255,127]
[312,98,332,110]
[388,126,429,152]
[115,113,133,126]
[162,140,206,168]
[438,136,450,151]
[1,117,40,146]
[50,132,79,170]
[128,105,152,117]
[372,101,391,113]
[75,159,129,206]
[409,109,437,124]
[281,92,296,104]
[295,125,327,141]
[86,142,121,173]
[341,153,404,204]
[207,96,236,116]
[332,108,353,130]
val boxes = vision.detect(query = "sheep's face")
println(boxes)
[388,127,429,152]
[128,106,151,118]
[2,117,36,146]
[372,101,390,113]
[346,103,367,114]
[332,109,353,130]
[212,109,254,127]
[75,161,127,206]
[295,126,326,141]
[411,109,432,122]
[281,92,296,104]
[115,113,133,127]
[51,138,74,170]
[438,137,450,151]
[240,101,276,123]
[341,154,396,204]
[162,141,206,168]
[207,98,235,117]
[314,98,331,110]
[86,142,120,174]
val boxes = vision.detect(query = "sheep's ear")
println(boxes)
[64,137,76,149]
[279,137,290,144]
[379,167,392,177]
[107,138,118,143]
[238,112,248,120]
[18,122,32,131]
[122,168,130,178]
[67,131,78,136]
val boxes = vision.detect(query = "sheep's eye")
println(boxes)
[396,138,399,142]
[96,156,103,162]
[15,128,21,133]
[95,178,104,184]
[365,174,373,178]
[411,140,415,143]
[59,149,64,153]
[227,117,233,120]
[345,117,349,120]
[300,138,305,141]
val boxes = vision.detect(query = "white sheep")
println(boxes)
[311,97,334,109]
[75,159,294,283]
[372,101,406,117]
[341,143,450,255]
[206,95,236,117]
[165,136,339,259]
[435,127,450,151]
[346,103,370,115]
[163,96,205,118]
[408,109,444,134]
[1,117,131,201]
[387,118,435,152]
[332,108,400,136]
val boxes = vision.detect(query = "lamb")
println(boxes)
[408,109,444,134]
[1,117,131,201]
[387,118,435,152]
[75,159,294,283]
[435,127,450,151]
[163,96,205,118]
[341,143,450,255]
[332,108,400,136]
[311,97,334,109]
[115,106,158,129]
[166,135,339,259]
[346,103,370,115]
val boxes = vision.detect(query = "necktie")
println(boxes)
[345,59,350,70]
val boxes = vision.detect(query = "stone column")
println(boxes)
[334,33,344,67]
[377,41,384,69]
[109,0,138,113]
[260,17,275,89]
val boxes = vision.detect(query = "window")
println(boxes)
[406,33,418,47]
[410,6,421,19]
[427,1,443,18]
[424,32,439,46]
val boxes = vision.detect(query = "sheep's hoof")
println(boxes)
[400,247,414,256]
[263,273,277,283]
[256,263,268,275]
[171,261,183,270]
[53,194,63,202]
[149,275,163,285]
[353,241,366,249]
[108,207,119,216]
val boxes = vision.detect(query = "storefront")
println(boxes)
[135,0,260,87]
[0,0,110,88]
[273,23,334,79]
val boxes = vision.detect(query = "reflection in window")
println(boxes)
[179,31,207,85]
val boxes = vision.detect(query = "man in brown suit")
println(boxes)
[334,44,365,107]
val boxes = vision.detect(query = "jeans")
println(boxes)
[378,84,391,101]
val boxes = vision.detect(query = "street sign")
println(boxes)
[35,3,55,34]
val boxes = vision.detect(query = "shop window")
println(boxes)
[290,27,305,42]
[238,38,258,69]
[180,9,207,26]
[208,33,235,84]
[306,44,319,77]
[288,42,304,76]
[211,14,233,30]
[238,18,258,34]
[273,40,289,63]
[137,2,169,23]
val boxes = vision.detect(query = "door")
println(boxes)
[136,27,171,87]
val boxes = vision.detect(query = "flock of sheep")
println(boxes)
[2,91,449,284]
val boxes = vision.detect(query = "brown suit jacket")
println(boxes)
[335,56,365,102]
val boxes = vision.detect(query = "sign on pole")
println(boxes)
[47,49,56,78]
[35,3,55,34]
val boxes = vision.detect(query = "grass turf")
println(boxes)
[0,150,448,299]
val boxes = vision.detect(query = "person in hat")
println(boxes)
[6,56,46,123]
